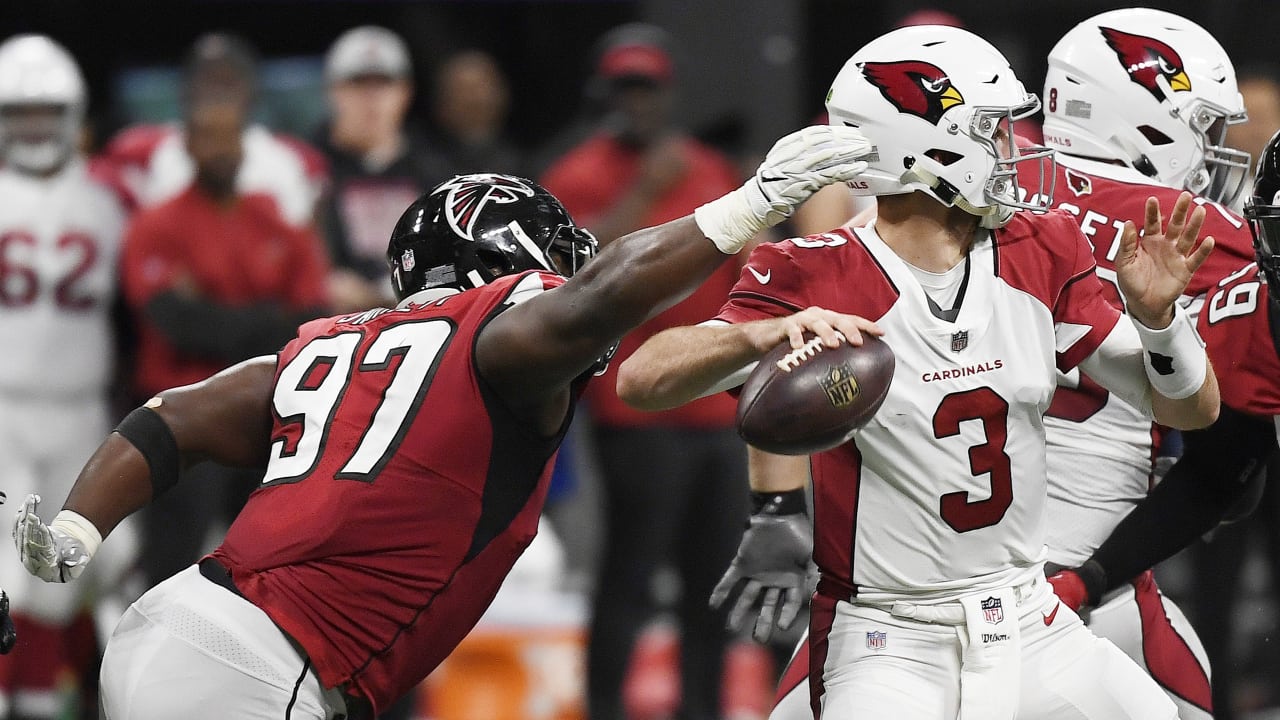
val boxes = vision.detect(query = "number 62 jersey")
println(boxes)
[715,211,1126,603]
[210,270,579,716]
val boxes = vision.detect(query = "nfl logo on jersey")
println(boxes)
[981,596,1003,624]
[950,330,968,352]
[819,363,860,408]
[866,630,887,650]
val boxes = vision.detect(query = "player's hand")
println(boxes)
[13,495,93,583]
[1046,568,1089,612]
[743,306,884,354]
[710,490,814,642]
[0,591,15,654]
[1116,192,1216,329]
[747,125,873,226]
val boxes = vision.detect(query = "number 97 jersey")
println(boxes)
[1196,261,1280,421]
[210,270,576,716]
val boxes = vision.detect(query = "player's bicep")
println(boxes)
[153,355,277,469]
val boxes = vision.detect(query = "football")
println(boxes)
[735,334,895,455]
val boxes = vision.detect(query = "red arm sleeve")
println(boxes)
[1053,224,1122,372]
[716,240,811,324]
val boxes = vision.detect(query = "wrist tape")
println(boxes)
[1131,304,1207,400]
[695,182,776,255]
[50,510,102,562]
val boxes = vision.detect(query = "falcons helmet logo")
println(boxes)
[437,174,537,241]
[1100,27,1191,101]
[860,60,965,125]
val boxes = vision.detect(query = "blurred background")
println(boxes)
[1,1,1279,720]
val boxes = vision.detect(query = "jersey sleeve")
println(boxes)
[1197,263,1280,417]
[716,240,811,324]
[1053,224,1122,372]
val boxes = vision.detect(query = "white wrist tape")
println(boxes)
[1131,304,1207,400]
[694,187,769,255]
[51,510,102,562]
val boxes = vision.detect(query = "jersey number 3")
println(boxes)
[933,388,1013,533]
[261,319,455,486]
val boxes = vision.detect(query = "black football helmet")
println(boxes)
[386,173,597,300]
[1243,129,1280,358]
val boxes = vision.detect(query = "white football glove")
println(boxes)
[13,495,101,583]
[696,125,872,254]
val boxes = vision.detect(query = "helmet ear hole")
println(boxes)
[1137,125,1174,146]
[925,149,963,166]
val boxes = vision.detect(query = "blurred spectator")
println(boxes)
[121,91,330,589]
[1228,66,1280,178]
[98,32,327,227]
[428,50,524,177]
[540,23,749,720]
[315,25,444,312]
[0,34,137,720]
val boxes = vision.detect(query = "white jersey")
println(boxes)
[717,211,1123,602]
[0,159,124,397]
[1041,155,1256,565]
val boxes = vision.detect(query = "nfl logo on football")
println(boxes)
[865,630,887,650]
[819,362,860,408]
[981,596,1003,624]
[950,330,968,353]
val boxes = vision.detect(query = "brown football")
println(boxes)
[735,334,895,455]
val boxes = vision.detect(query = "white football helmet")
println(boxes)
[1043,9,1249,205]
[826,25,1054,229]
[0,34,85,174]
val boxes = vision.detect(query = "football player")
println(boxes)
[618,25,1218,720]
[10,122,872,719]
[0,34,135,718]
[756,10,1260,720]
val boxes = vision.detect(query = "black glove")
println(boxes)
[709,488,814,642]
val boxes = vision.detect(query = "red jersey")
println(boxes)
[541,133,742,428]
[1039,156,1256,474]
[121,185,330,396]
[1196,262,1280,418]
[211,271,580,714]
[716,212,1120,599]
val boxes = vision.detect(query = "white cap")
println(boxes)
[325,26,411,82]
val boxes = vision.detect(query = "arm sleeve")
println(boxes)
[143,292,307,363]
[1086,404,1277,596]
[1052,226,1122,372]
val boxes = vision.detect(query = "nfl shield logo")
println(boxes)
[981,597,1003,625]
[950,330,968,352]
[401,249,416,271]
[866,630,887,650]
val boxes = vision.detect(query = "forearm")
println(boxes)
[617,319,764,411]
[62,435,153,539]
[749,446,809,493]
[1085,404,1275,597]
[1149,359,1218,430]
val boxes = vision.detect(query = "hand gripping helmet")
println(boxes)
[826,25,1054,229]
[1043,9,1249,205]
[386,173,597,300]
[0,35,85,174]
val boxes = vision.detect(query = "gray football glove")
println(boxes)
[709,489,814,642]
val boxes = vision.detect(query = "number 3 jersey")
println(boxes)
[716,211,1122,602]
[0,160,124,397]
[211,270,578,714]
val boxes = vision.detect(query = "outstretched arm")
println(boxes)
[477,126,874,422]
[15,356,276,583]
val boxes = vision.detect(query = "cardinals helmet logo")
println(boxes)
[860,60,965,125]
[437,174,536,241]
[1100,27,1191,101]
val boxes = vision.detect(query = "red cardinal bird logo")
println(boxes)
[1064,168,1093,197]
[1100,27,1191,101]
[860,60,965,125]
[437,174,536,241]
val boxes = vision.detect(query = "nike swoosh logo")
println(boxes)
[747,266,771,284]
[1042,604,1059,626]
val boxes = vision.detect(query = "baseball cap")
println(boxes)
[325,26,412,82]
